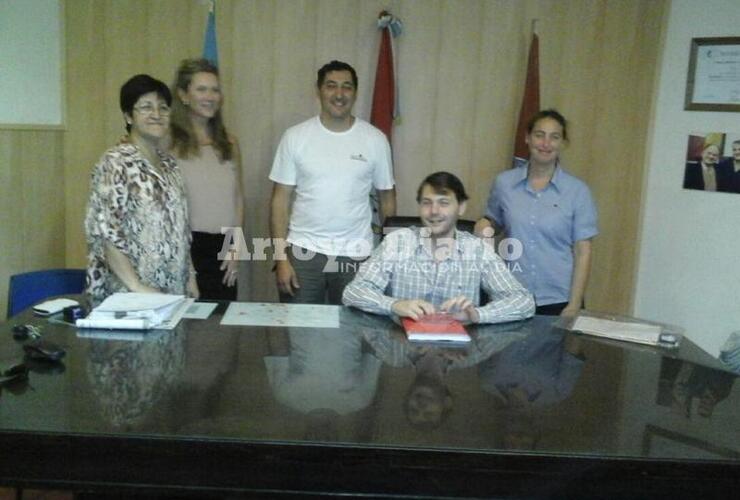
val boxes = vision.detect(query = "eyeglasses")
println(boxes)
[133,103,171,116]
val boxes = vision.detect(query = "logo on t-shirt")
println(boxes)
[350,153,368,162]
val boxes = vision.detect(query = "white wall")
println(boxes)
[635,0,740,357]
[0,0,63,128]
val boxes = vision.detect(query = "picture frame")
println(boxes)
[684,37,740,112]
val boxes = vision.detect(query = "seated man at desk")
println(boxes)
[343,171,535,323]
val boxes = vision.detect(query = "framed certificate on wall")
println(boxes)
[685,37,740,112]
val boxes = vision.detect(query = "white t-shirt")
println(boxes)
[269,116,394,257]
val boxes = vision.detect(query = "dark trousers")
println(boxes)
[191,231,237,301]
[278,246,363,305]
[535,302,569,316]
[535,301,585,316]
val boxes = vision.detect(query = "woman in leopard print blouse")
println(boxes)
[84,74,199,305]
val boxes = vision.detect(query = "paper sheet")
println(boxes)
[182,301,218,320]
[94,293,185,312]
[220,302,340,328]
[76,329,168,342]
[77,298,194,330]
[572,316,662,345]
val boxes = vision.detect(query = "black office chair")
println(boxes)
[7,268,86,318]
[381,215,476,239]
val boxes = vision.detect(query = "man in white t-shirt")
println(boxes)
[269,60,396,304]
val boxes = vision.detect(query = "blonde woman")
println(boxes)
[170,59,244,300]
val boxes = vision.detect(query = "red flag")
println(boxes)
[370,24,395,143]
[513,33,540,165]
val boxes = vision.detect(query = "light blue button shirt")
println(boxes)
[485,163,598,305]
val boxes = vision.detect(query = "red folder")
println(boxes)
[402,314,470,343]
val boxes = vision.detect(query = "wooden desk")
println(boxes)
[1,304,738,498]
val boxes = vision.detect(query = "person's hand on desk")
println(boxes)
[440,296,480,324]
[392,297,479,323]
[391,299,436,320]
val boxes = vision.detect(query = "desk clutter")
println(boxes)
[1,302,738,499]
[75,293,193,331]
[557,310,683,348]
[2,323,66,396]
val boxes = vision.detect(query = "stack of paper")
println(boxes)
[571,316,664,346]
[76,293,193,330]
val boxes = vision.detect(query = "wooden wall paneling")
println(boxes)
[64,0,212,267]
[429,1,481,188]
[270,0,320,135]
[227,1,274,301]
[0,130,65,321]
[582,1,638,314]
[149,0,206,78]
[391,0,443,216]
[550,1,616,310]
[65,0,107,268]
[314,0,365,96]
[0,132,25,320]
[59,0,668,313]
[466,3,524,217]
[588,0,664,313]
[349,0,394,120]
[21,131,66,269]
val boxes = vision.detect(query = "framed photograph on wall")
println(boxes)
[682,131,740,194]
[684,37,740,112]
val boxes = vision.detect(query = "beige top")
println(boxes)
[177,145,239,233]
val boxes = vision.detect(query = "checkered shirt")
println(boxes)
[342,227,535,324]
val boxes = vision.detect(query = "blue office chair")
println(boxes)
[7,268,87,318]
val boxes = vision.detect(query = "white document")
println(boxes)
[156,298,194,329]
[572,316,662,345]
[32,298,80,316]
[182,301,218,320]
[93,293,184,314]
[77,293,193,330]
[221,302,340,328]
[77,329,169,342]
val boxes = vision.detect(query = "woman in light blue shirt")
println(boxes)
[476,110,598,316]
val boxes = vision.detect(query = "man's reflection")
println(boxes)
[478,330,586,449]
[362,317,530,430]
[479,332,585,408]
[264,326,382,440]
[403,350,453,429]
[658,358,735,419]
